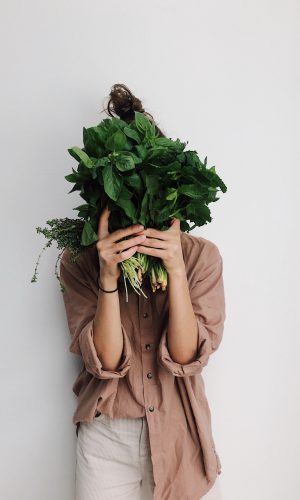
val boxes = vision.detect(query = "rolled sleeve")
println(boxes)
[78,320,132,379]
[59,247,132,380]
[157,320,212,377]
[157,242,226,377]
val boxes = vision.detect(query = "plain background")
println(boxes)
[1,1,299,499]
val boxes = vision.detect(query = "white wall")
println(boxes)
[1,1,299,499]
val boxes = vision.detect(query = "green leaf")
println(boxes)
[155,205,174,224]
[115,153,135,172]
[178,184,203,198]
[102,163,123,201]
[115,197,137,221]
[83,126,105,157]
[154,137,177,148]
[73,203,90,218]
[73,203,90,212]
[67,182,81,194]
[81,221,98,246]
[65,173,78,183]
[144,175,160,195]
[139,191,149,226]
[134,111,155,137]
[165,188,177,201]
[213,173,227,193]
[123,126,141,144]
[117,184,133,200]
[105,130,127,152]
[68,147,93,168]
[135,144,148,160]
[124,172,143,194]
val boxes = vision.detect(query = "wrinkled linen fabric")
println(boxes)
[60,232,226,500]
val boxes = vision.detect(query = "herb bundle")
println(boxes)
[31,111,227,301]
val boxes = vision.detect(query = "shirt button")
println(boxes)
[143,312,149,318]
[149,406,154,412]
[145,344,152,350]
[147,372,153,379]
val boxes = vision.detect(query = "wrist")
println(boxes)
[167,261,186,279]
[99,271,119,289]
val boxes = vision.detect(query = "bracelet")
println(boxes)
[97,275,119,293]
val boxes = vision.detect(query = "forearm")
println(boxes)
[166,265,198,364]
[93,271,124,371]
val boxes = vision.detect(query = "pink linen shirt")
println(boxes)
[59,231,226,500]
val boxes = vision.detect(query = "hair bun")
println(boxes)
[107,83,145,120]
[101,83,166,137]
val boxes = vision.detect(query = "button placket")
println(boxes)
[139,295,156,415]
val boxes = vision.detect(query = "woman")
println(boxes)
[60,84,226,500]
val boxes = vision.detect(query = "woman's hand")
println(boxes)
[136,218,185,275]
[96,205,146,281]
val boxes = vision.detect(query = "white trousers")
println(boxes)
[75,413,222,500]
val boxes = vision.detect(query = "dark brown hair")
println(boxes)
[100,83,166,138]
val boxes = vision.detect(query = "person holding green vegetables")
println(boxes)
[60,84,225,500]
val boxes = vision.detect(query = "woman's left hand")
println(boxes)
[136,218,185,275]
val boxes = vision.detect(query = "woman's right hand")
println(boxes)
[96,205,146,281]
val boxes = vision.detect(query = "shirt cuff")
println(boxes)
[78,320,132,379]
[157,319,212,377]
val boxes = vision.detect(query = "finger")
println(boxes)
[143,227,169,240]
[136,245,166,258]
[115,233,147,252]
[98,205,110,240]
[107,223,145,244]
[135,237,168,250]
[114,245,139,263]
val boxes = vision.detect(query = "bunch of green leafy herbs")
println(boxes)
[31,111,227,301]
